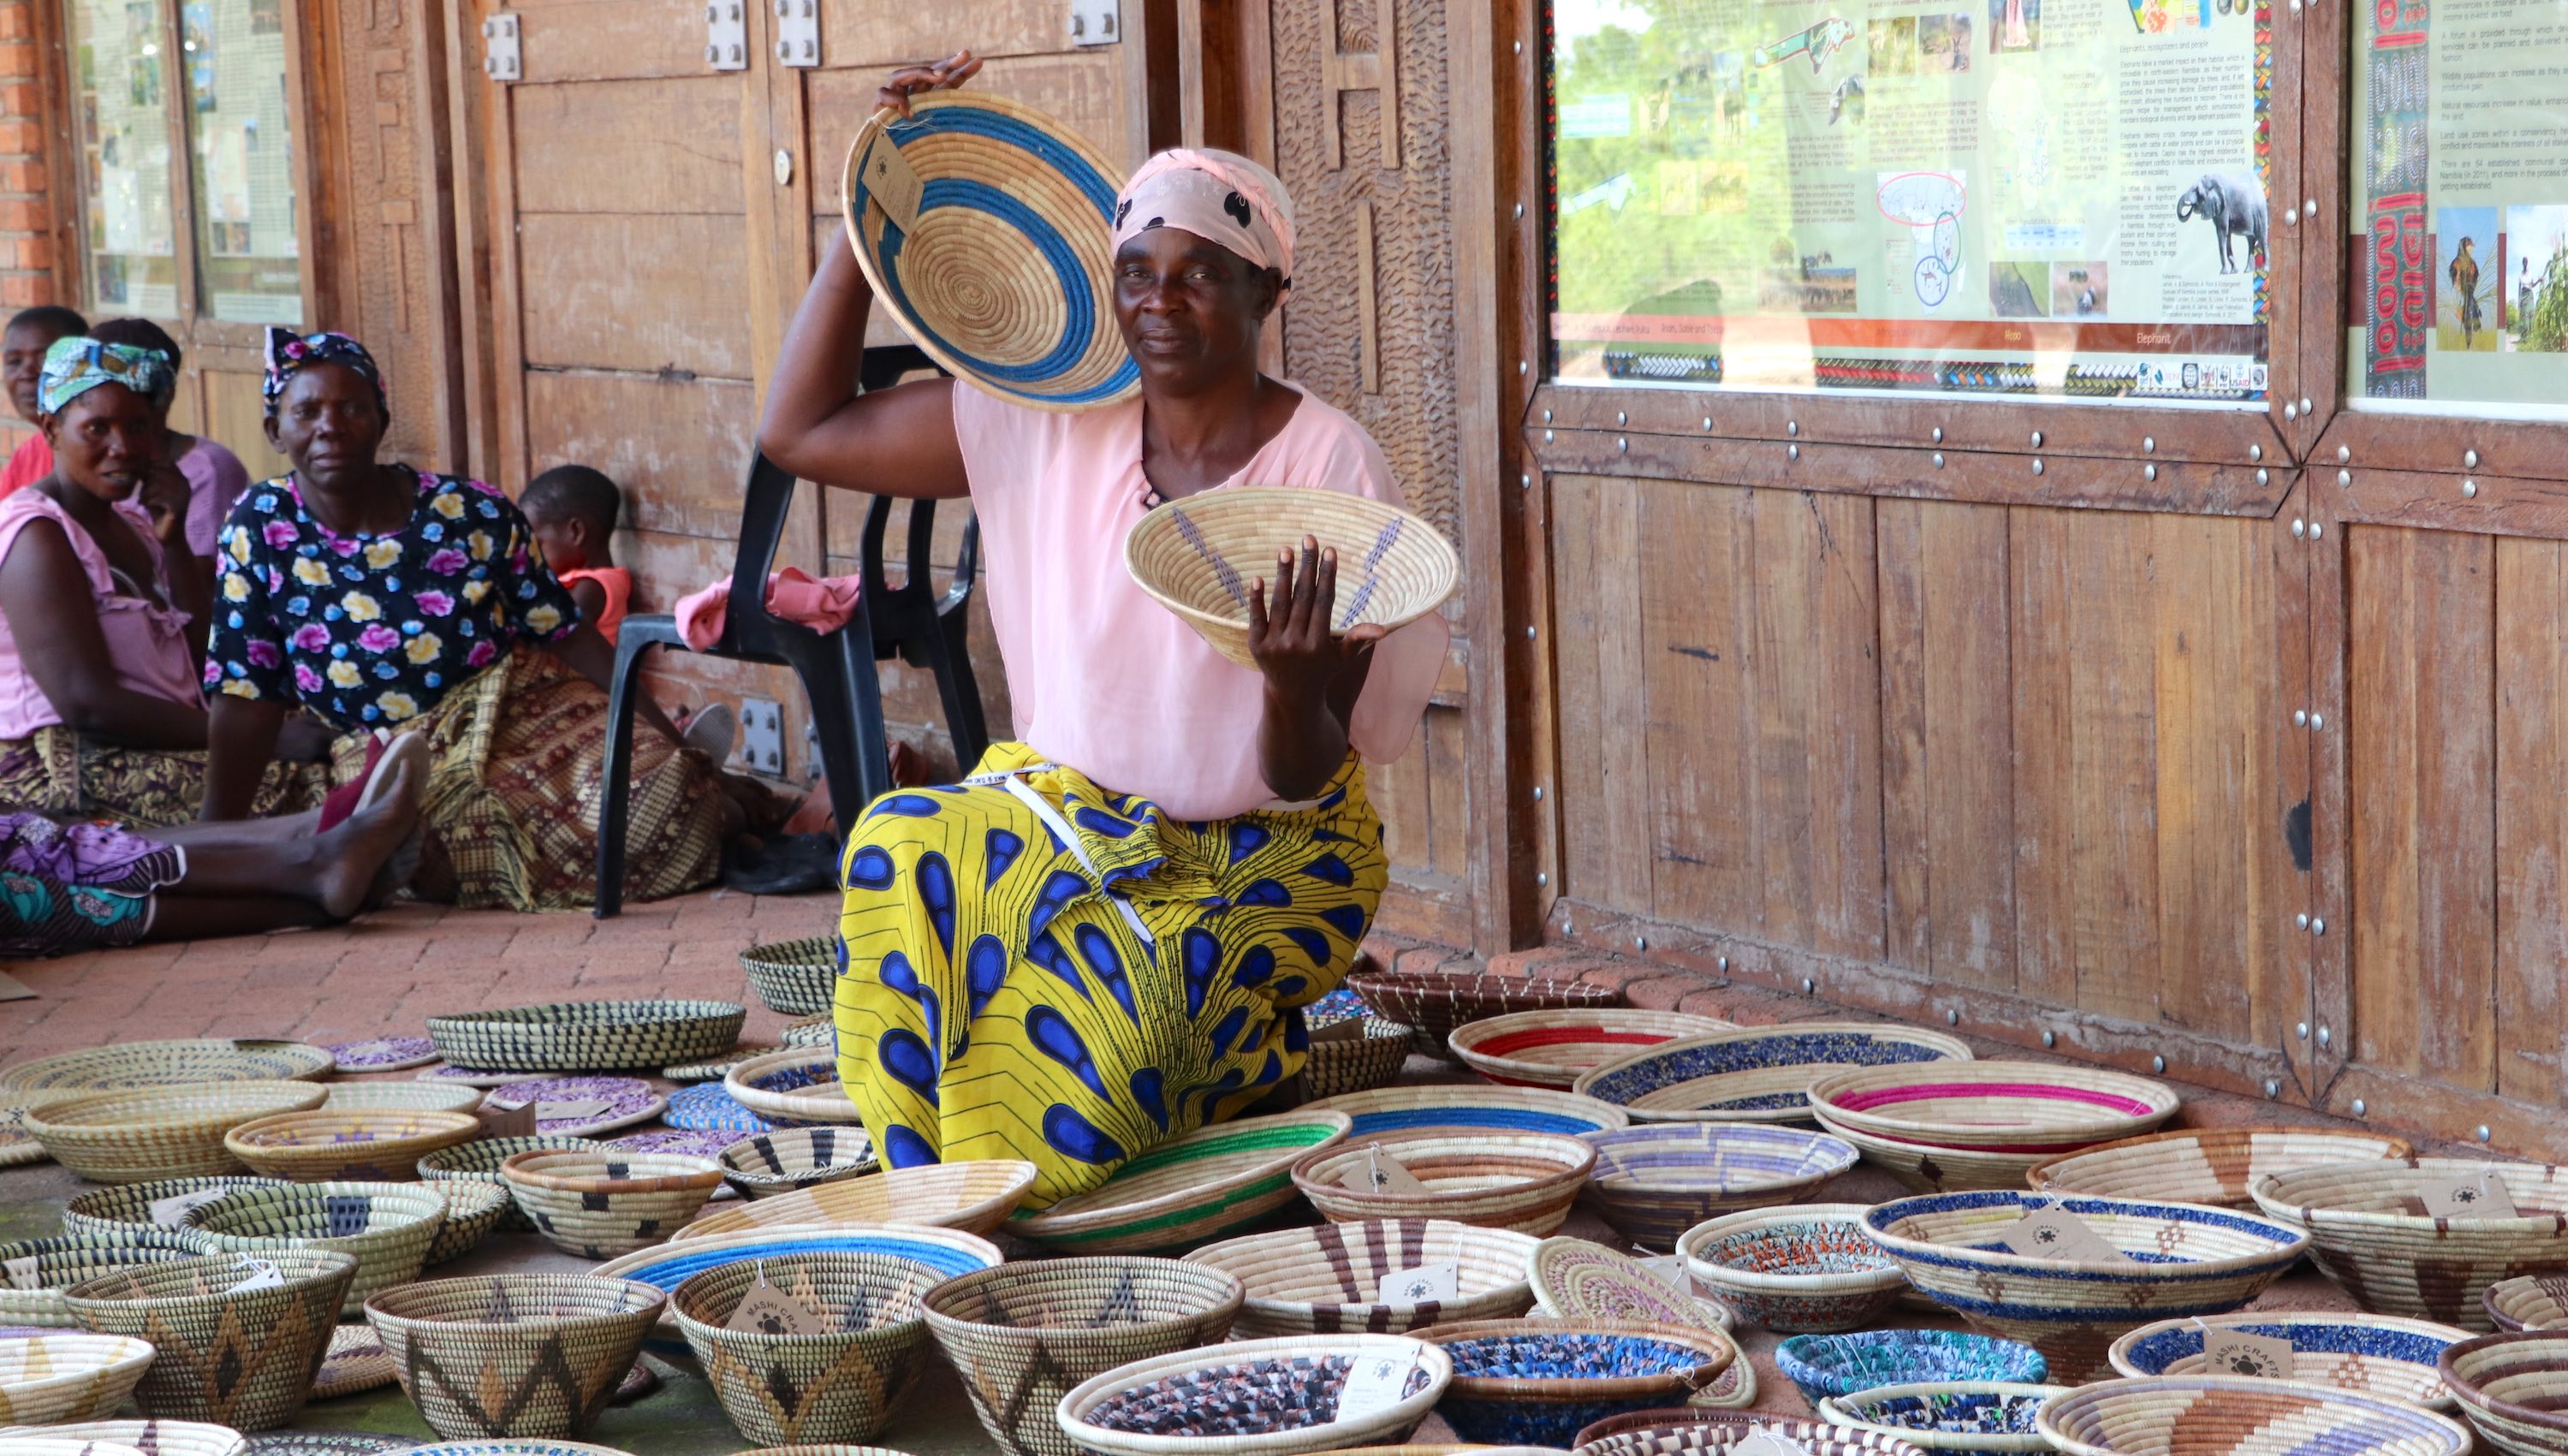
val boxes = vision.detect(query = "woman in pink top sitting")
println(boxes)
[759,53,1447,1205]
[0,336,332,825]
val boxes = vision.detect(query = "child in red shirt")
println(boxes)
[522,463,632,643]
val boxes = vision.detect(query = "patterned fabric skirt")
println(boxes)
[0,812,183,957]
[0,726,332,828]
[834,740,1388,1209]
[391,645,726,912]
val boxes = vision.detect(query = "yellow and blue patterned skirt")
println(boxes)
[834,740,1386,1209]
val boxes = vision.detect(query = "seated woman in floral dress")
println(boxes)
[0,337,332,824]
[198,330,733,912]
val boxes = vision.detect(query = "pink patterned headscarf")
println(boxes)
[1111,149,1297,306]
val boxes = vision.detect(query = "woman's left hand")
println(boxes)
[136,460,193,552]
[1247,535,1382,707]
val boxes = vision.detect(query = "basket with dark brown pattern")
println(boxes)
[1345,968,1622,1061]
[361,1274,665,1441]
[61,1248,358,1429]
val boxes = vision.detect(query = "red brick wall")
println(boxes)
[0,0,51,454]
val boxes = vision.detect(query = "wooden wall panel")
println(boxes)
[520,372,757,539]
[1637,478,1755,930]
[803,54,1131,184]
[2494,539,2568,1111]
[1551,474,1649,912]
[516,215,756,378]
[509,80,743,214]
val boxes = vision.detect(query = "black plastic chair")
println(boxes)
[592,343,990,917]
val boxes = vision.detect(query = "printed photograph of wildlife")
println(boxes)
[2435,207,2498,352]
[2173,173,2267,275]
[2506,204,2568,352]
[1991,0,2042,52]
[2054,262,2108,316]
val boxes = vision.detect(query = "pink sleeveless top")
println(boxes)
[952,381,1449,820]
[0,490,201,739]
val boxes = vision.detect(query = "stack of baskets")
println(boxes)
[2251,1160,2568,1329]
[1810,1061,2184,1191]
[26,1084,328,1184]
[1293,1129,1595,1234]
[1180,1217,1543,1338]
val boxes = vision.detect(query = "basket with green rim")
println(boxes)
[1008,1110,1351,1255]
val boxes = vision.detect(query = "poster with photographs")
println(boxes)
[1550,0,2271,402]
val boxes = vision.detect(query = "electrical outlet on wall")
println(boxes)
[741,698,786,776]
[803,720,823,784]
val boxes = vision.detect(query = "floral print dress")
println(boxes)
[205,467,580,724]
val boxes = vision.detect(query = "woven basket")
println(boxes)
[2488,1277,2568,1333]
[1008,1110,1351,1255]
[1573,1414,1933,1456]
[14,1421,249,1456]
[781,1016,833,1049]
[362,1274,664,1441]
[2036,1375,2471,1456]
[500,1150,723,1259]
[0,1088,80,1168]
[1677,1204,1907,1334]
[176,1181,449,1317]
[1181,1217,1540,1338]
[1303,1085,1631,1142]
[224,1110,479,1183]
[921,1257,1245,1456]
[1810,1061,2182,1144]
[1578,1124,1858,1251]
[1816,1381,2070,1456]
[1574,1024,1975,1126]
[1055,1332,1453,1456]
[677,1161,1037,1240]
[0,1232,205,1328]
[1125,488,1460,671]
[740,938,837,1017]
[318,1084,484,1116]
[1525,1239,1737,1341]
[588,1225,1005,1340]
[0,1439,150,1456]
[2250,1159,2568,1329]
[1818,1120,2061,1195]
[1293,1130,1594,1235]
[841,92,1138,412]
[2111,1311,2470,1411]
[1450,1010,1738,1091]
[0,1041,334,1092]
[424,1001,746,1073]
[664,1045,782,1083]
[1299,1019,1413,1102]
[57,1176,281,1241]
[2442,1332,2568,1456]
[0,1333,158,1424]
[1345,969,1620,1058]
[1862,1191,2309,1379]
[423,1180,512,1268]
[672,1253,941,1446]
[1421,1319,1735,1448]
[60,1249,354,1429]
[1779,1331,2050,1407]
[716,1129,877,1200]
[2025,1127,2413,1207]
[417,1137,597,1234]
[29,1084,330,1185]
[724,1050,864,1126]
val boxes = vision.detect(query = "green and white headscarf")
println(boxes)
[39,336,174,416]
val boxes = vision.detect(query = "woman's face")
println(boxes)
[42,384,165,503]
[265,362,388,485]
[1112,229,1280,394]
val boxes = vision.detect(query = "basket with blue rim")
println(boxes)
[2110,1310,2471,1411]
[1302,1083,1631,1144]
[1573,1023,1972,1126]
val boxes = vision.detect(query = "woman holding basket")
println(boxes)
[759,51,1447,1206]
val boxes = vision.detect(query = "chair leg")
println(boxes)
[789,630,893,841]
[591,635,657,919]
[920,618,991,774]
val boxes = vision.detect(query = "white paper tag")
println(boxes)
[3,1254,39,1290]
[2201,1325,2297,1379]
[1376,1261,1460,1304]
[147,1187,229,1227]
[535,1099,613,1123]
[225,1257,285,1293]
[1994,1204,2134,1265]
[1734,1431,1817,1456]
[859,133,924,234]
[2420,1167,2520,1218]
[725,1281,826,1336]
[1341,1145,1433,1196]
[1638,1252,1695,1293]
[1334,1352,1419,1420]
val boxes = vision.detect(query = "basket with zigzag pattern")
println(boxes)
[360,1274,666,1441]
[672,1253,942,1447]
[60,1249,355,1429]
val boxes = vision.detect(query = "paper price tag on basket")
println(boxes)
[535,1100,611,1124]
[2200,1323,2297,1380]
[1335,1352,1420,1420]
[3,1255,39,1290]
[1376,1261,1459,1304]
[1342,1146,1432,1196]
[146,1187,228,1227]
[726,1270,828,1337]
[226,1257,286,1293]
[1993,1205,2133,1266]
[2419,1167,2519,1218]
[1638,1253,1696,1293]
[477,1097,537,1140]
[1733,1430,1816,1456]
[859,133,924,235]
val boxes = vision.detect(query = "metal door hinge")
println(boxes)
[775,0,820,67]
[704,0,746,69]
[1069,0,1119,45]
[479,14,520,81]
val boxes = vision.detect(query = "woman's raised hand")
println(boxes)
[1247,535,1383,709]
[134,459,193,552]
[877,50,982,116]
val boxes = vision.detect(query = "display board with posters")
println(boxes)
[2345,0,2568,418]
[1549,0,2273,406]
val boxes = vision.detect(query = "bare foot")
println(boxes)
[313,758,421,918]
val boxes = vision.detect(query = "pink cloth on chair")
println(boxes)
[673,567,863,651]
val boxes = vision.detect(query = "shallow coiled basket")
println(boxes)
[1181,1216,1542,1339]
[676,1160,1037,1240]
[499,1150,723,1259]
[2250,1159,2568,1330]
[2036,1374,2471,1456]
[27,1083,329,1184]
[425,999,746,1073]
[920,1257,1245,1456]
[1292,1129,1595,1235]
[1055,1331,1453,1456]
[740,937,838,1016]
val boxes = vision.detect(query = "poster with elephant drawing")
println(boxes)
[1549,0,2270,402]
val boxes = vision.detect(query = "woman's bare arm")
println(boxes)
[0,518,210,749]
[757,52,983,500]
